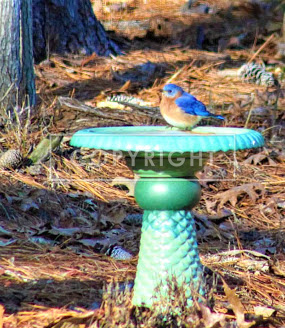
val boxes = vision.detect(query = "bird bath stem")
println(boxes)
[70,126,264,308]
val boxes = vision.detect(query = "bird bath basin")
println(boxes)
[70,126,264,308]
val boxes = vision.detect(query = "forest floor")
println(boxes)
[0,0,285,327]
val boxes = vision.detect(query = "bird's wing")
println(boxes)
[175,93,210,116]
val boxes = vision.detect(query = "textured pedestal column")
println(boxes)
[132,210,205,307]
[133,177,205,307]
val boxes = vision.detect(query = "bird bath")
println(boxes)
[70,126,264,308]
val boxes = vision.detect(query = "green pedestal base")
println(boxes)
[135,178,201,211]
[132,210,205,307]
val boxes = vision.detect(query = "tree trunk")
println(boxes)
[0,0,36,112]
[33,0,120,63]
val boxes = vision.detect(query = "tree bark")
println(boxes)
[33,0,120,63]
[0,0,36,112]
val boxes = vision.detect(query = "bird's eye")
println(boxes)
[168,90,173,94]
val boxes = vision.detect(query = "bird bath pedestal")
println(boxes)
[70,126,264,308]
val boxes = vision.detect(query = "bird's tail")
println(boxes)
[211,114,224,120]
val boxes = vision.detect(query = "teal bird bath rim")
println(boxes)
[70,126,264,308]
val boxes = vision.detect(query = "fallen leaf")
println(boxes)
[192,209,232,221]
[214,183,265,209]
[205,199,218,214]
[254,306,275,318]
[244,153,268,165]
[200,304,226,328]
[102,205,126,225]
[197,166,227,188]
[222,279,255,328]
[269,259,285,277]
[49,226,96,237]
[244,149,281,166]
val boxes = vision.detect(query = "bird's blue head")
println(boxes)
[162,84,184,98]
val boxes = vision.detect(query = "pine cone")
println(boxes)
[238,62,278,87]
[0,149,22,169]
[105,245,133,260]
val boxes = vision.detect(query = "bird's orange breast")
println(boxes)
[160,95,201,129]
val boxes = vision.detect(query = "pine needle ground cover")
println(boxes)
[0,0,284,327]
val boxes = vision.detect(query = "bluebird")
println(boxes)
[160,84,224,130]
